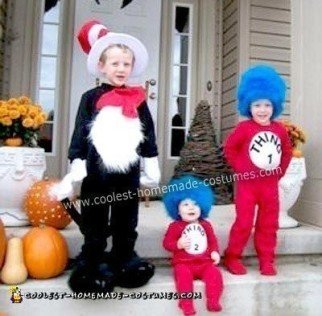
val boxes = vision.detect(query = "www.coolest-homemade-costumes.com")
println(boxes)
[52,20,160,293]
[224,65,292,275]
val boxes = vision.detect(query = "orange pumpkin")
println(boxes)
[24,178,72,229]
[23,226,69,279]
[0,219,7,270]
[292,148,303,158]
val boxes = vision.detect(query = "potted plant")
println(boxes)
[0,96,47,147]
[278,120,307,228]
[0,96,47,226]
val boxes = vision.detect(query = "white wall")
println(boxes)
[219,0,291,141]
[290,0,322,227]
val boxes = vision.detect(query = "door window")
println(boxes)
[169,4,193,158]
[37,0,62,154]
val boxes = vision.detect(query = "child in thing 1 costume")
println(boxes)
[223,65,292,276]
[52,20,160,293]
[163,176,223,315]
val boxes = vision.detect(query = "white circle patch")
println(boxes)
[249,131,282,170]
[182,223,207,255]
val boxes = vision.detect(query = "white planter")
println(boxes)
[0,147,46,226]
[278,157,306,228]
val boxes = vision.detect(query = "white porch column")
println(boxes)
[290,0,322,226]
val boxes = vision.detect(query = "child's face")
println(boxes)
[178,198,201,222]
[98,47,134,87]
[250,99,273,126]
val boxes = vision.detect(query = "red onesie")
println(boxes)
[163,220,223,314]
[224,119,292,273]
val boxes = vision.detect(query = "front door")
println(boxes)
[160,0,216,184]
[69,0,162,142]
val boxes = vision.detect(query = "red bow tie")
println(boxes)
[96,86,146,118]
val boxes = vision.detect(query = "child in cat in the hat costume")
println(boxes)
[163,175,223,315]
[52,20,160,293]
[223,65,292,276]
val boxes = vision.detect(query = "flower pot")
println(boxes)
[278,157,306,228]
[4,137,23,147]
[0,147,46,226]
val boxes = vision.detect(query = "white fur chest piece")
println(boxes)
[182,223,208,255]
[89,106,144,172]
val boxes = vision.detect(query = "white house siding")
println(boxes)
[221,0,238,141]
[249,0,291,118]
[219,0,291,141]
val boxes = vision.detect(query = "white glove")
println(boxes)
[50,174,74,201]
[211,251,221,265]
[49,159,87,201]
[140,157,161,187]
[69,159,87,182]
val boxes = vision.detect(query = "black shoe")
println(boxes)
[113,253,155,288]
[68,260,115,294]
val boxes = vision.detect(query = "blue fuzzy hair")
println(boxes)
[163,175,215,220]
[237,64,286,119]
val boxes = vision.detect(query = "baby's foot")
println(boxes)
[179,301,196,315]
[207,299,222,312]
[224,258,247,275]
[260,262,277,276]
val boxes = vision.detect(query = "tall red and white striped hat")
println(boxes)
[77,20,148,78]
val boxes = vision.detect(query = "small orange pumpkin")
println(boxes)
[23,226,69,279]
[0,219,7,270]
[4,137,23,147]
[292,148,303,158]
[24,178,72,229]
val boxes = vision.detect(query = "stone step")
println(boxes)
[1,258,322,316]
[5,201,322,259]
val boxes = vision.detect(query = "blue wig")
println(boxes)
[163,175,215,220]
[237,64,286,119]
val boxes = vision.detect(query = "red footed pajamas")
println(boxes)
[224,120,292,274]
[163,220,223,315]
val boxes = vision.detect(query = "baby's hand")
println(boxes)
[177,236,191,251]
[211,251,221,265]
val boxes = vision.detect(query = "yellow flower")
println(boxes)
[7,98,18,105]
[40,111,48,121]
[22,118,34,128]
[34,114,45,126]
[9,110,20,120]
[18,105,28,116]
[8,104,18,111]
[18,96,31,104]
[28,107,39,118]
[1,116,13,126]
[0,107,8,117]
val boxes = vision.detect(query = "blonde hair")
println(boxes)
[99,44,135,65]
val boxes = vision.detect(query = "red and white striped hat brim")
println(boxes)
[77,20,148,78]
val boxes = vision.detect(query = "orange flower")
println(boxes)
[7,98,18,105]
[18,96,32,104]
[9,110,20,120]
[18,105,28,116]
[22,118,34,128]
[8,103,18,111]
[0,107,8,117]
[34,114,45,127]
[0,116,13,126]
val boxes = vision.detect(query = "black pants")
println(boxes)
[79,163,140,264]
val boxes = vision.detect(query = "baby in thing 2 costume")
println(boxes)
[223,65,292,276]
[163,176,223,316]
